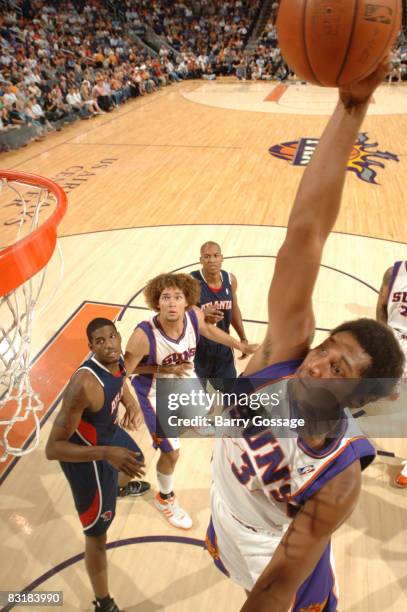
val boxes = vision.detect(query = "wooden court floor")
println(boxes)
[1,79,407,611]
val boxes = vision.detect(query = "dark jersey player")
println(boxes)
[191,241,248,391]
[46,318,148,612]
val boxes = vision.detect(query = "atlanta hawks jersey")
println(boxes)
[212,359,376,531]
[66,356,125,447]
[387,261,407,334]
[190,269,233,348]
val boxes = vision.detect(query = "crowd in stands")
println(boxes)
[125,0,258,78]
[1,0,406,152]
[121,0,284,80]
[0,0,191,151]
[388,40,407,83]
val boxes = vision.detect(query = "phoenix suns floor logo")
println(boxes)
[269,133,399,184]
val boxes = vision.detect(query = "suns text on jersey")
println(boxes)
[162,348,196,365]
[392,291,407,303]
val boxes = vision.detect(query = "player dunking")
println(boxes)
[125,273,257,529]
[377,261,407,487]
[191,241,248,391]
[46,318,148,612]
[205,63,404,611]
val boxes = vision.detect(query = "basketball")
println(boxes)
[276,0,402,86]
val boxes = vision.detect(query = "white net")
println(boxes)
[0,289,43,460]
[0,175,65,462]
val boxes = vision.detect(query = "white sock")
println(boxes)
[157,471,174,496]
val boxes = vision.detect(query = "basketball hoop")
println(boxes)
[0,171,67,462]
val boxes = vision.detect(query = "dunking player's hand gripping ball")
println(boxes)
[277,0,401,86]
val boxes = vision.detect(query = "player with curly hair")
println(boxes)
[125,272,257,529]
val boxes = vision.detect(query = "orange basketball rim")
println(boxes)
[0,170,68,296]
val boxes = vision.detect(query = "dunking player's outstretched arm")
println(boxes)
[376,266,392,325]
[241,462,361,612]
[245,61,389,376]
[45,370,145,477]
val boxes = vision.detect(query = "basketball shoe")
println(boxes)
[117,480,150,497]
[154,493,192,529]
[395,461,407,487]
[93,596,121,612]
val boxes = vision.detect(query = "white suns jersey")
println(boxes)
[137,310,199,372]
[212,368,375,532]
[387,261,407,335]
[132,309,200,405]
